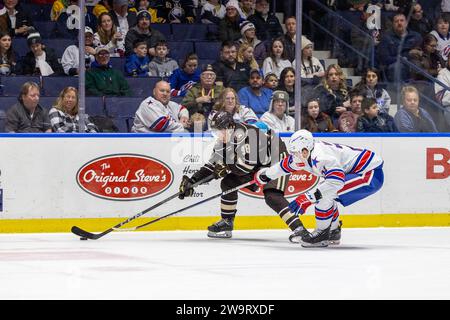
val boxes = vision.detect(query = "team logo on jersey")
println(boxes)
[239,169,320,199]
[76,154,173,201]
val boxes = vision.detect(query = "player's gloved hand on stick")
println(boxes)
[288,192,316,215]
[213,163,229,179]
[254,168,271,187]
[179,175,195,199]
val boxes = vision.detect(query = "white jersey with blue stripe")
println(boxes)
[266,140,383,201]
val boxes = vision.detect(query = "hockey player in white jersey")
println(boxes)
[255,129,384,247]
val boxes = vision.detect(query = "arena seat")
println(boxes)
[44,39,76,58]
[0,109,5,132]
[151,24,172,38]
[13,38,28,58]
[171,24,208,41]
[0,96,20,111]
[168,41,195,60]
[38,96,58,108]
[40,76,78,96]
[104,96,143,132]
[110,57,126,73]
[0,76,41,96]
[126,77,161,97]
[84,96,106,116]
[194,41,221,60]
[33,21,57,38]
[22,3,53,22]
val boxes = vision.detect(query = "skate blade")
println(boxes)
[289,235,302,244]
[301,240,329,248]
[329,239,341,245]
[207,231,232,238]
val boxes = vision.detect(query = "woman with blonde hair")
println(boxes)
[208,87,258,130]
[237,42,259,70]
[93,12,125,57]
[49,87,98,133]
[309,64,351,123]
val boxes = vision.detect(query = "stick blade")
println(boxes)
[71,226,98,240]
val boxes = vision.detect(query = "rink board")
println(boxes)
[0,133,448,233]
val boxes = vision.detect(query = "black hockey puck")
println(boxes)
[80,237,88,241]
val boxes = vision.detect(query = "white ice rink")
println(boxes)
[1,227,450,300]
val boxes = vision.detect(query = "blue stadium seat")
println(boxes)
[22,3,53,22]
[0,96,20,111]
[151,24,172,39]
[33,21,57,38]
[0,76,41,96]
[38,96,57,109]
[168,41,194,60]
[0,109,6,132]
[44,39,76,58]
[126,77,160,97]
[110,57,126,74]
[13,38,29,58]
[171,24,208,40]
[104,97,143,132]
[194,41,220,60]
[40,76,78,96]
[85,96,106,116]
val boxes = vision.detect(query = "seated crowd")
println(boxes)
[0,0,449,133]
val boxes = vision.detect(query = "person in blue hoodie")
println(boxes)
[124,39,150,76]
[169,52,201,97]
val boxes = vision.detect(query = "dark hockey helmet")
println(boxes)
[210,111,236,130]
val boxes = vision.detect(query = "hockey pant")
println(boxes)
[220,173,301,231]
[313,165,384,230]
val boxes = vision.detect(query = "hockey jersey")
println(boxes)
[266,140,383,201]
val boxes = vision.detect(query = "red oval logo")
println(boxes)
[76,154,173,201]
[239,170,319,198]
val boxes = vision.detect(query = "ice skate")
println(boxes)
[288,225,309,243]
[207,218,234,238]
[301,226,331,247]
[329,220,342,245]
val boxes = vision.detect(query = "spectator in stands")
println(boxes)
[263,72,277,90]
[0,30,18,75]
[238,68,272,118]
[212,40,251,91]
[124,9,166,57]
[201,0,226,24]
[262,37,291,78]
[51,0,69,21]
[276,66,296,115]
[238,20,266,61]
[301,98,336,133]
[21,32,63,76]
[354,67,391,115]
[356,97,398,132]
[309,64,351,123]
[337,90,364,133]
[378,12,422,81]
[434,53,450,129]
[0,0,34,37]
[124,39,150,76]
[148,40,179,77]
[109,0,137,35]
[154,0,195,24]
[394,85,438,132]
[93,0,113,18]
[86,46,132,96]
[239,0,255,19]
[407,2,433,37]
[129,0,165,23]
[218,0,244,42]
[260,90,294,132]
[182,64,224,131]
[53,0,98,39]
[237,42,259,70]
[94,12,125,57]
[49,86,99,133]
[61,26,96,76]
[169,52,201,97]
[208,87,258,129]
[247,0,283,42]
[5,81,51,133]
[283,16,296,62]
[409,33,444,80]
[131,80,190,132]
[296,35,325,89]
[429,15,450,62]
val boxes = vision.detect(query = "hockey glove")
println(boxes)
[288,192,316,215]
[254,168,271,187]
[179,175,195,199]
[213,163,229,179]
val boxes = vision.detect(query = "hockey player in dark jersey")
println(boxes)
[178,111,308,242]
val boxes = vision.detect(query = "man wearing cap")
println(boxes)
[124,9,166,56]
[182,64,224,129]
[61,27,96,76]
[238,68,272,118]
[85,46,132,96]
[109,0,137,35]
[260,89,295,132]
[21,32,63,76]
[247,0,283,42]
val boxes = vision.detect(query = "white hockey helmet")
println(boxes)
[288,129,315,154]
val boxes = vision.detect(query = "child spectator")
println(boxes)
[354,67,391,114]
[124,39,150,76]
[262,37,292,78]
[238,20,266,61]
[201,0,226,24]
[148,40,179,77]
[264,72,278,90]
[94,12,125,57]
[0,30,17,75]
[301,98,336,133]
[169,52,201,97]
[21,32,63,76]
[237,42,259,70]
[337,90,364,133]
[356,97,398,132]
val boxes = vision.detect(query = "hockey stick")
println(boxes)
[113,179,256,232]
[71,174,215,240]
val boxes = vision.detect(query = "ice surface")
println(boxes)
[0,228,449,300]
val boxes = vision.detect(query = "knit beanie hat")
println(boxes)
[240,21,256,36]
